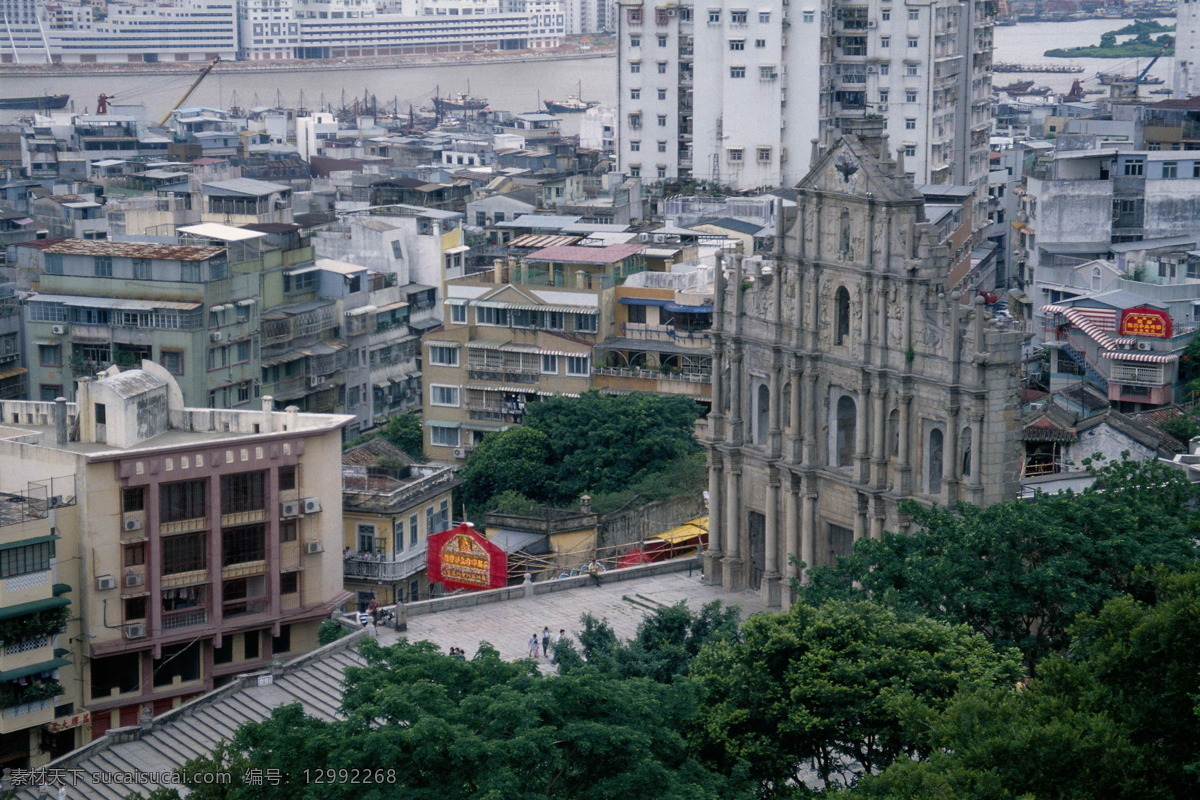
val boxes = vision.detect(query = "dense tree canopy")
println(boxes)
[853,568,1200,800]
[458,391,702,514]
[690,601,1023,796]
[801,458,1199,666]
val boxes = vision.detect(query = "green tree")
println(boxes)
[457,391,702,513]
[690,600,1023,795]
[379,413,424,459]
[175,638,746,800]
[457,425,556,513]
[801,458,1199,667]
[563,601,742,683]
[853,568,1200,800]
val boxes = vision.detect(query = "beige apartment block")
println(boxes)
[0,362,353,744]
[425,245,655,462]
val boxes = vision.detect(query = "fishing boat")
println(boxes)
[1098,73,1165,85]
[0,94,69,111]
[998,80,1035,94]
[544,82,599,113]
[433,91,488,114]
[545,95,600,113]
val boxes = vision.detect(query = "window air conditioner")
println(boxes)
[125,622,146,639]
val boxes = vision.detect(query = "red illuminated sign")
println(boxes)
[1120,307,1172,339]
[426,523,507,591]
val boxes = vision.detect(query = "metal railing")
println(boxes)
[343,550,427,581]
[161,609,207,630]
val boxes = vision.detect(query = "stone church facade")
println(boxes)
[703,131,1024,608]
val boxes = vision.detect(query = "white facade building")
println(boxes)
[1176,0,1200,98]
[239,0,301,60]
[616,0,992,203]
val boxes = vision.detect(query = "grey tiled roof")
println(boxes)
[19,631,367,799]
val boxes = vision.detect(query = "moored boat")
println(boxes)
[544,95,599,113]
[0,94,69,110]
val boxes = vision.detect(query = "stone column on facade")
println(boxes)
[788,361,803,463]
[704,449,724,585]
[728,254,745,446]
[869,495,885,540]
[801,477,817,583]
[762,470,781,607]
[783,471,800,609]
[968,410,985,504]
[855,383,871,485]
[803,368,819,467]
[768,352,783,459]
[896,390,913,495]
[853,491,867,542]
[871,375,888,489]
[723,461,744,591]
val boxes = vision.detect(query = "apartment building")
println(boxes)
[1175,0,1200,98]
[14,238,261,408]
[0,364,353,741]
[616,0,992,200]
[0,475,83,767]
[341,438,459,607]
[425,245,651,461]
[43,0,239,64]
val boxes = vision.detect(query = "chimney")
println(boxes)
[492,258,504,283]
[261,395,275,433]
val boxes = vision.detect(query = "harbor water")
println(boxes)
[0,17,1180,127]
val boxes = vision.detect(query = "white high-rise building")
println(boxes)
[1176,0,1200,97]
[616,0,993,206]
[239,0,301,60]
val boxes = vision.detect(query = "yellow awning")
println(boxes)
[649,517,708,544]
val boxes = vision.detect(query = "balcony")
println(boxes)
[221,509,266,527]
[160,517,206,536]
[222,597,268,618]
[594,366,711,384]
[343,549,427,582]
[162,608,207,630]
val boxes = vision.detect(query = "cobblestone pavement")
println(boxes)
[373,571,770,665]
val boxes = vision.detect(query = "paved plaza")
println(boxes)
[374,570,771,663]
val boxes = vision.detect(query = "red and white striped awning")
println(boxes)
[1099,351,1178,363]
[1042,304,1139,350]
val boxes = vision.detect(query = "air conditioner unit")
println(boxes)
[96,575,117,591]
[125,622,146,639]
[51,325,67,335]
[306,541,324,554]
[868,20,877,28]
[280,500,300,518]
[125,573,143,587]
[302,497,322,514]
[210,331,223,342]
[308,375,324,387]
[653,233,666,243]
[638,232,650,242]
[867,65,878,74]
[453,447,466,459]
[123,518,142,532]
[1136,342,1152,351]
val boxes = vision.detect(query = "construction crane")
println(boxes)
[1135,44,1169,85]
[157,57,221,127]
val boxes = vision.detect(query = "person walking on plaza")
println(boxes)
[367,596,380,625]
[529,633,541,659]
[552,629,567,664]
[541,626,551,657]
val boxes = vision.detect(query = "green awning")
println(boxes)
[0,535,59,552]
[53,584,71,596]
[0,596,69,621]
[0,657,70,682]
